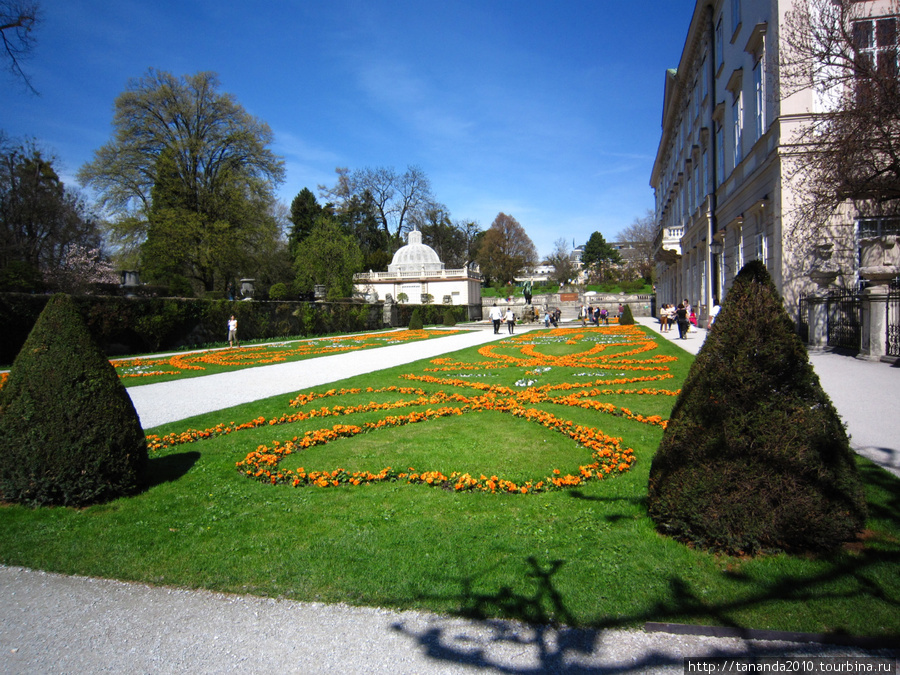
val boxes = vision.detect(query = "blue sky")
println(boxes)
[3,0,696,258]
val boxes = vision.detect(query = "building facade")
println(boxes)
[650,0,898,324]
[353,229,482,308]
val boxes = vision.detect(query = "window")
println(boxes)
[732,92,743,166]
[755,231,768,264]
[858,216,900,238]
[732,0,742,35]
[693,77,700,119]
[694,162,701,208]
[753,54,765,140]
[686,171,693,213]
[716,17,724,71]
[715,121,725,185]
[853,17,899,101]
[733,226,743,271]
[702,150,709,196]
[700,55,708,102]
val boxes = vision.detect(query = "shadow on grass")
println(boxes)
[146,451,200,489]
[568,489,646,524]
[389,475,900,673]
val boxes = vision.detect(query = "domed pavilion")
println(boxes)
[353,229,482,316]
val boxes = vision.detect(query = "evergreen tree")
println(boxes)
[647,261,866,555]
[288,187,322,256]
[408,307,424,330]
[0,294,148,506]
[581,231,621,282]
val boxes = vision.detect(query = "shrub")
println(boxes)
[647,261,866,555]
[408,307,424,330]
[619,304,635,325]
[268,282,289,301]
[443,308,457,327]
[0,294,147,507]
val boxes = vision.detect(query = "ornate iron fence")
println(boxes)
[888,288,900,358]
[826,289,861,351]
[797,295,810,343]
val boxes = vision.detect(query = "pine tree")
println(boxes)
[0,294,147,506]
[647,261,866,554]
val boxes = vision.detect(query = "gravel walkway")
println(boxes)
[1,565,894,674]
[127,327,517,429]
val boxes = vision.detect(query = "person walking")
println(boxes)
[227,315,239,348]
[489,304,503,334]
[675,303,689,339]
[505,307,516,334]
[659,304,669,332]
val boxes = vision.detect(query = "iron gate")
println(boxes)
[826,289,861,351]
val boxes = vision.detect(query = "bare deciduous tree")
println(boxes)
[546,238,576,287]
[1,1,39,93]
[781,0,900,232]
[319,165,434,242]
[618,209,657,282]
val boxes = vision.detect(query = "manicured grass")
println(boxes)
[1,326,898,638]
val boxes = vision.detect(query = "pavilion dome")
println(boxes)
[387,230,445,274]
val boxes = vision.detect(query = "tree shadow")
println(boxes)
[145,451,200,489]
[389,533,900,672]
[568,490,646,524]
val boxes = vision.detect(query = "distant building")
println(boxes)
[353,229,482,307]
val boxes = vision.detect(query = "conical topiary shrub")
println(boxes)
[443,308,457,327]
[620,303,635,325]
[408,307,424,330]
[647,261,866,555]
[0,294,147,506]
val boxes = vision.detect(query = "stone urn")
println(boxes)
[808,242,840,288]
[859,235,899,286]
[240,278,255,299]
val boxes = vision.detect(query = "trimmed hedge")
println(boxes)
[0,295,147,506]
[619,303,635,325]
[1,294,383,364]
[395,303,467,328]
[647,261,866,555]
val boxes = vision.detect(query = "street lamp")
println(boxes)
[709,239,724,257]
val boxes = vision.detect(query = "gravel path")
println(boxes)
[127,327,516,429]
[1,565,894,674]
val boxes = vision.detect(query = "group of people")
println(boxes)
[489,304,517,334]
[544,307,562,328]
[659,298,721,339]
[579,304,622,327]
[659,302,694,336]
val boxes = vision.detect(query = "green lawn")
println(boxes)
[1,325,898,638]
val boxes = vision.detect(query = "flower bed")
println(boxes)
[113,329,461,380]
[148,326,681,496]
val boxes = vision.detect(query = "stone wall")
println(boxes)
[481,294,655,322]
